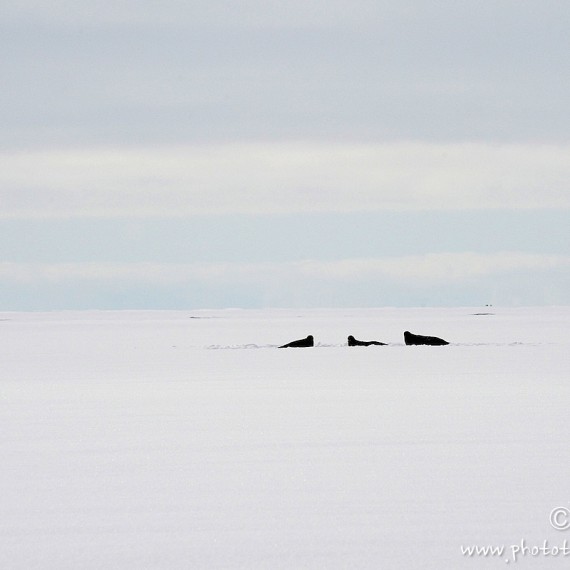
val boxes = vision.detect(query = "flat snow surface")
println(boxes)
[1,307,569,569]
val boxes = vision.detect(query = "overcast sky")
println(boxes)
[1,0,569,309]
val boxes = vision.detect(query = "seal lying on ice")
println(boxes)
[404,331,449,346]
[347,335,387,346]
[279,335,314,348]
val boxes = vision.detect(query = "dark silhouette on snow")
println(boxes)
[347,335,387,346]
[404,331,449,346]
[279,335,314,348]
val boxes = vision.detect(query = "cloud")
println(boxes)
[1,253,568,285]
[2,143,569,218]
[5,0,568,32]
[300,253,570,282]
[1,253,568,308]
[3,0,381,28]
[0,252,570,311]
[3,1,569,148]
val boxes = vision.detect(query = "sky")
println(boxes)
[1,0,569,309]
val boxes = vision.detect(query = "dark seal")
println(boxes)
[347,335,387,346]
[279,335,314,348]
[404,331,449,346]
